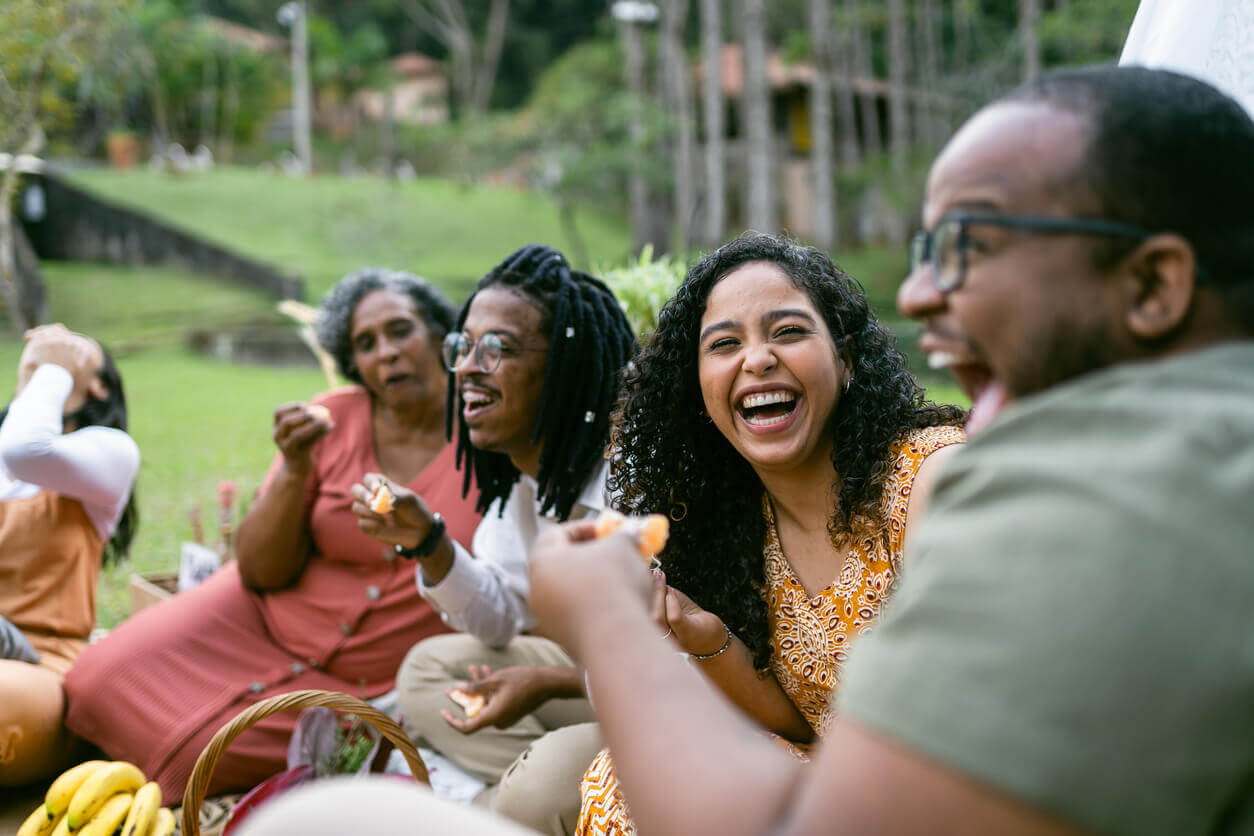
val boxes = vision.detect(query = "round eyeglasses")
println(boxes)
[441,331,547,374]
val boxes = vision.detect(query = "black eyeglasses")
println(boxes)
[441,331,547,374]
[909,213,1157,293]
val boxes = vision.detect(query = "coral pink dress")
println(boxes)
[65,387,481,799]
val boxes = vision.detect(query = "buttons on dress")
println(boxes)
[366,585,381,602]
[339,622,353,636]
[381,548,396,563]
[249,681,264,694]
[290,661,305,675]
[307,657,319,669]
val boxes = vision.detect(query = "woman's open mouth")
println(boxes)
[735,389,799,433]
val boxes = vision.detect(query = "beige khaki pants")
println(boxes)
[236,775,536,836]
[396,634,602,836]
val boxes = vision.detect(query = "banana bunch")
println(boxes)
[18,760,176,836]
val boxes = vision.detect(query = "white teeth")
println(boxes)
[462,391,494,406]
[927,351,960,370]
[742,411,793,428]
[739,390,796,410]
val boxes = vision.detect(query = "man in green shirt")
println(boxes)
[234,67,1254,836]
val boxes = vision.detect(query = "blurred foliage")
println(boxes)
[599,245,692,339]
[0,0,137,153]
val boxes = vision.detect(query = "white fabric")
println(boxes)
[417,462,610,648]
[1120,0,1254,118]
[0,364,140,541]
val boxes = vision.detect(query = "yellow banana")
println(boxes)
[149,807,176,836]
[49,812,71,836]
[16,804,61,836]
[119,781,161,836]
[44,760,108,819]
[75,792,133,836]
[65,761,145,830]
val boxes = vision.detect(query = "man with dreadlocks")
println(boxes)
[352,244,637,835]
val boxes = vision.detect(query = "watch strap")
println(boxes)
[394,512,446,560]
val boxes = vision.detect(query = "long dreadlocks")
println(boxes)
[447,244,638,520]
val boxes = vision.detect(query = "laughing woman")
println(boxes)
[577,233,966,834]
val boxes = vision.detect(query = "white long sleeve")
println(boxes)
[0,364,140,540]
[417,464,609,648]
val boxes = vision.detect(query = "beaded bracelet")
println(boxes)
[689,623,733,661]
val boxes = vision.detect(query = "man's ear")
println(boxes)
[1122,233,1198,340]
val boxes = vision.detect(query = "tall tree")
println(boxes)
[741,0,774,231]
[401,0,509,112]
[918,0,942,144]
[847,0,882,155]
[834,10,860,171]
[618,11,655,255]
[661,0,696,253]
[700,0,726,247]
[953,0,973,74]
[808,0,836,250]
[1020,0,1041,81]
[887,0,910,174]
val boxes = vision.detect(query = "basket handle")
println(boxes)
[181,688,429,836]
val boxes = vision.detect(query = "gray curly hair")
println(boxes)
[315,267,458,385]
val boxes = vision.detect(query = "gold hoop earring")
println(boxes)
[669,501,688,522]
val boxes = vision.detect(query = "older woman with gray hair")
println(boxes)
[65,268,483,800]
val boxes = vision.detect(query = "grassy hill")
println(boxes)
[67,167,634,300]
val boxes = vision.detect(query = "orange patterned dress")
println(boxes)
[576,426,964,836]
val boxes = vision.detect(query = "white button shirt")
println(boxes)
[417,461,610,648]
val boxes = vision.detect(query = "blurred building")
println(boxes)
[353,52,450,126]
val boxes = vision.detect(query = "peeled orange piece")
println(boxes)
[368,483,395,515]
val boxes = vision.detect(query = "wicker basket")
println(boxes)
[180,689,429,836]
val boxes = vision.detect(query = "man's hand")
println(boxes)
[528,521,653,655]
[350,473,437,550]
[441,665,580,734]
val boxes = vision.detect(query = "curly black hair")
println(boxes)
[449,244,638,520]
[608,232,965,669]
[315,267,458,385]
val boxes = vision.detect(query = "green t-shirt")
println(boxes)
[838,342,1254,835]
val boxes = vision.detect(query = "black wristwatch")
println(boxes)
[394,513,446,560]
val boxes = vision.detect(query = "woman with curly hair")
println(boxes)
[577,232,966,834]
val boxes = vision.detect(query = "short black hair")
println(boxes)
[1002,65,1254,329]
[448,244,638,520]
[316,268,458,384]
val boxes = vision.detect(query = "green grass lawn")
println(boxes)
[67,167,634,300]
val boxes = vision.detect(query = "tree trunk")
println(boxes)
[887,0,910,175]
[741,0,774,232]
[918,0,942,145]
[620,16,658,255]
[662,0,696,254]
[700,0,727,247]
[808,0,837,250]
[835,10,860,171]
[848,0,881,155]
[1020,0,1041,82]
[471,0,510,110]
[381,78,396,179]
[953,0,973,75]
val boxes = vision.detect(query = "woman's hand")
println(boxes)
[349,473,436,550]
[272,402,332,474]
[441,665,573,734]
[17,324,102,409]
[650,570,727,656]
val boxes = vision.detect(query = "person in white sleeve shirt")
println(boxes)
[352,243,636,835]
[0,324,139,787]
